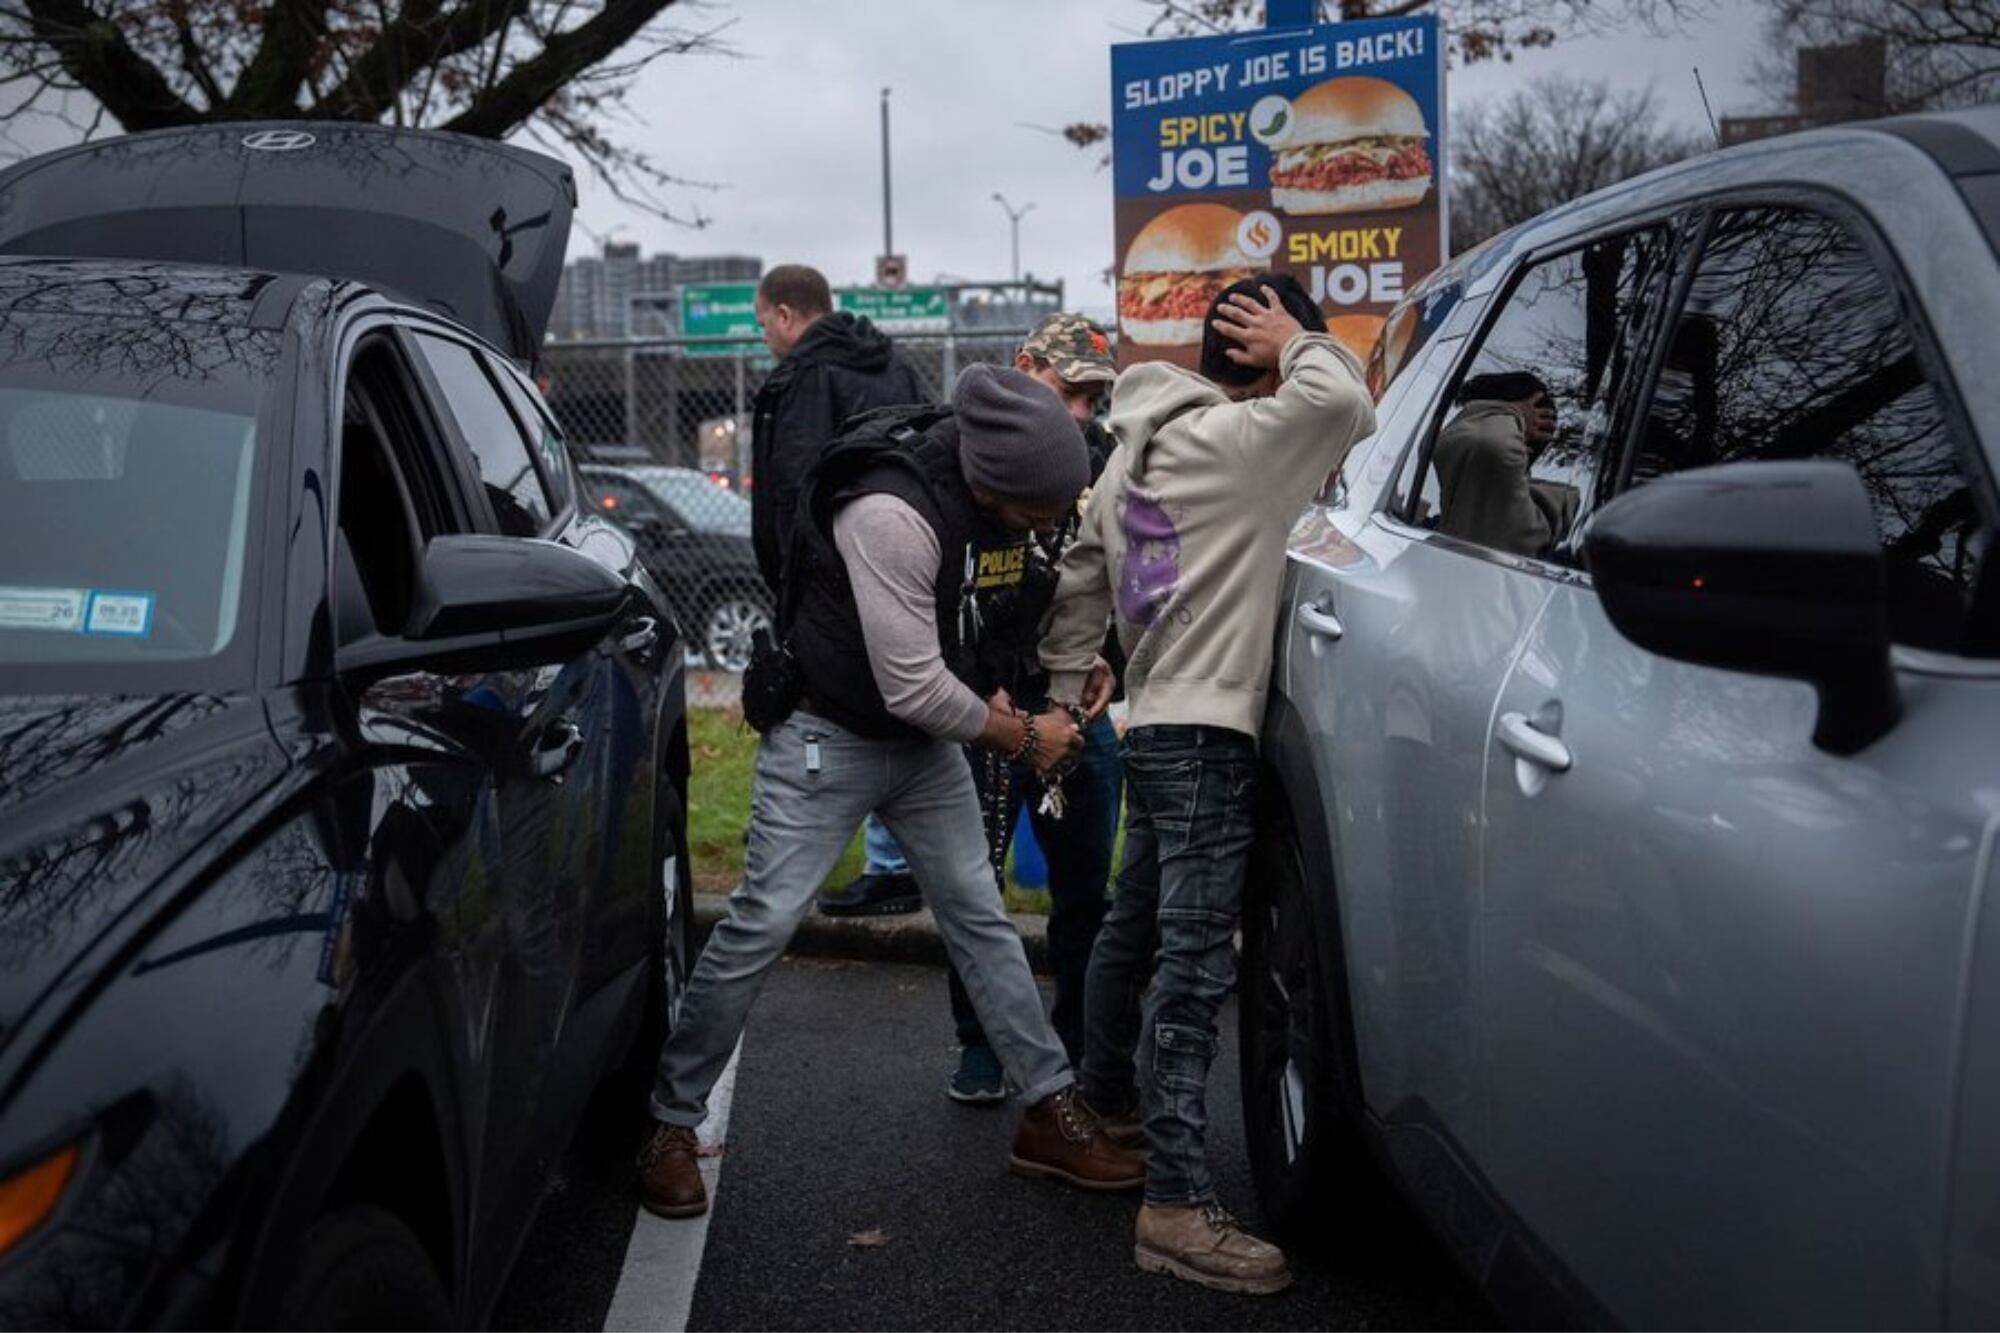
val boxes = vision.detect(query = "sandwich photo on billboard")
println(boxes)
[1269,76,1432,216]
[1326,311,1386,367]
[1118,203,1255,346]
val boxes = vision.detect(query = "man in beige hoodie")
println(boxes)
[1038,275,1375,1294]
[1432,371,1578,558]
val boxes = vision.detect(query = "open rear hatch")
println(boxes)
[0,122,574,362]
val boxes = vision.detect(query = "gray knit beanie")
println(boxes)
[951,363,1090,503]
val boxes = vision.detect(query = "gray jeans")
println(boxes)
[652,711,1074,1125]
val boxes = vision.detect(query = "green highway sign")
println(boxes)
[837,286,950,332]
[679,283,762,354]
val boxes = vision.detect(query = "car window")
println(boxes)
[1626,205,1991,655]
[1406,228,1670,566]
[487,353,576,515]
[0,317,274,672]
[335,339,452,645]
[409,332,553,538]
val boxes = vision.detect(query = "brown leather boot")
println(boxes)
[637,1123,707,1218]
[1134,1203,1293,1295]
[1077,1092,1143,1149]
[1008,1087,1144,1191]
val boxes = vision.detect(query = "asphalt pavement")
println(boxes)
[493,956,1493,1332]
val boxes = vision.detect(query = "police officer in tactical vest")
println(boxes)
[637,365,1139,1219]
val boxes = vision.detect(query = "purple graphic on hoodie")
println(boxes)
[1118,486,1180,627]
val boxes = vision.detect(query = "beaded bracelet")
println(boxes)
[1007,709,1040,765]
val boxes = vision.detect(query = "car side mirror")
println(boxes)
[1583,460,1900,756]
[341,534,629,679]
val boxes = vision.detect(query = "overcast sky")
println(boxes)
[564,0,1773,319]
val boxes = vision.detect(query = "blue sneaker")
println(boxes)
[947,1042,1006,1105]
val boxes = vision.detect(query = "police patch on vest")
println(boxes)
[975,543,1028,589]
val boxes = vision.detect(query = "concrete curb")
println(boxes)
[693,891,1050,974]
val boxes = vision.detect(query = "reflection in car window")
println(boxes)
[587,473,659,527]
[0,317,273,667]
[1415,230,1668,563]
[410,333,552,537]
[489,355,575,513]
[629,467,753,537]
[1630,207,1988,654]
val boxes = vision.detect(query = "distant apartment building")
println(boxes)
[549,244,763,340]
[1719,38,1888,147]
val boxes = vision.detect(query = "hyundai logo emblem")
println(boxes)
[241,129,316,152]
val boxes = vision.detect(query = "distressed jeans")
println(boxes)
[1080,724,1257,1207]
[652,712,1073,1126]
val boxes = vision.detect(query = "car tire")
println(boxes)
[1239,792,1371,1238]
[699,592,771,674]
[274,1205,452,1331]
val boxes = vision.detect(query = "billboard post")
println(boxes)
[1109,15,1446,370]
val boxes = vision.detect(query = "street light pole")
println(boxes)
[880,88,894,261]
[991,192,1035,285]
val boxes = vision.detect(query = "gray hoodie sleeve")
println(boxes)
[831,494,990,742]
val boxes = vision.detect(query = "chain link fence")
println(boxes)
[542,329,1042,708]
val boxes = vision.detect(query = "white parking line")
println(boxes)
[602,1039,742,1333]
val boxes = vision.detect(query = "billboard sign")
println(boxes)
[1109,15,1445,369]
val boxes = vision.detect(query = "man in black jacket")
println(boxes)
[752,264,932,919]
[750,264,928,596]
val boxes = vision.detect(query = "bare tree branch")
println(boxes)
[15,0,200,128]
[1451,73,1705,251]
[0,0,737,224]
[224,0,330,114]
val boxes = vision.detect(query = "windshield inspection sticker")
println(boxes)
[0,586,88,633]
[84,590,154,637]
[0,587,156,637]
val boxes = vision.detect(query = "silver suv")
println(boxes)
[1248,106,1999,1328]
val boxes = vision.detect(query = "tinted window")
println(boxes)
[0,317,274,669]
[1629,206,1989,653]
[411,333,551,537]
[488,354,575,513]
[1412,229,1668,563]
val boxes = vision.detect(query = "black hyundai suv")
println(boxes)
[0,123,691,1328]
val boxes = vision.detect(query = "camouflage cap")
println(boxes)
[1021,313,1116,385]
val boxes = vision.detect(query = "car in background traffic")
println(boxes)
[1244,106,2000,1328]
[0,123,691,1329]
[581,463,771,673]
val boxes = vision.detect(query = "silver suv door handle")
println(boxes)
[1296,602,1344,641]
[1497,712,1572,773]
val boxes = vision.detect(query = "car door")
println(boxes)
[326,326,517,1235]
[1283,226,1673,1151]
[401,327,614,1251]
[1477,200,1999,1326]
[488,362,666,1009]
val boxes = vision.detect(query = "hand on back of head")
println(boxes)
[1199,272,1326,385]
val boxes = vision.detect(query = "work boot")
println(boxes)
[636,1123,707,1218]
[1134,1203,1293,1295]
[947,1042,1007,1105]
[1008,1087,1143,1191]
[1077,1090,1143,1148]
[817,871,922,917]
